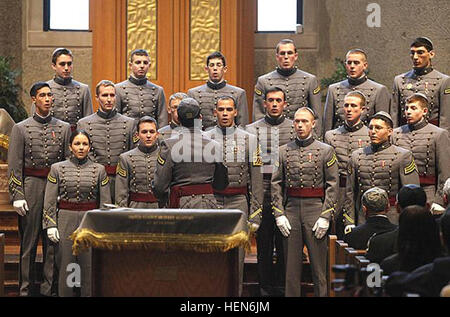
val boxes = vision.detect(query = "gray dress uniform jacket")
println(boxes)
[115,76,168,126]
[204,126,264,225]
[31,76,93,128]
[324,122,371,219]
[8,114,71,296]
[344,142,420,226]
[187,81,249,130]
[115,143,159,209]
[392,119,450,206]
[152,127,229,209]
[77,109,135,201]
[271,137,339,297]
[392,68,450,132]
[245,115,295,174]
[252,68,323,138]
[323,76,391,133]
[43,157,111,297]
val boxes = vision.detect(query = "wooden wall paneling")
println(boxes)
[91,0,255,114]
[91,0,127,111]
[172,0,183,94]
[156,0,174,97]
[239,0,256,120]
[221,0,255,120]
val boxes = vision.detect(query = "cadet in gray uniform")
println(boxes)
[115,116,160,208]
[252,39,322,138]
[31,48,93,131]
[344,111,420,229]
[204,96,263,295]
[204,96,264,225]
[323,49,391,133]
[392,37,450,132]
[392,93,450,215]
[271,107,339,297]
[77,80,135,202]
[246,87,295,296]
[8,82,71,296]
[188,51,249,130]
[324,91,371,239]
[152,98,229,208]
[43,130,111,297]
[115,49,168,126]
[158,92,188,141]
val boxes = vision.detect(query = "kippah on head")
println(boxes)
[295,106,316,119]
[177,97,201,121]
[406,92,429,109]
[371,111,393,128]
[397,184,427,209]
[411,37,434,51]
[362,187,389,212]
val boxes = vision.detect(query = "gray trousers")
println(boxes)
[57,209,92,297]
[215,193,248,297]
[109,175,116,204]
[256,176,285,296]
[19,176,55,296]
[283,197,327,297]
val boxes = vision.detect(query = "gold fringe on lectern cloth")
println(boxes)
[71,228,251,256]
[0,134,9,150]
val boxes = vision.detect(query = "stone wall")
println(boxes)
[0,0,92,115]
[255,0,450,91]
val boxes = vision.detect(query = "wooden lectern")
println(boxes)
[72,209,249,297]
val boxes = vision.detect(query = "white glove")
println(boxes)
[430,203,445,215]
[249,222,260,233]
[276,215,291,237]
[312,217,330,239]
[13,200,29,216]
[344,224,355,235]
[47,227,60,243]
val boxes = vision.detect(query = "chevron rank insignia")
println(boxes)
[404,159,417,175]
[157,153,165,165]
[313,86,321,95]
[116,162,127,178]
[9,172,22,186]
[133,134,140,144]
[445,88,450,94]
[254,88,262,96]
[47,174,57,184]
[326,153,337,167]
[101,176,109,186]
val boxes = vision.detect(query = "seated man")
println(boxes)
[366,184,428,263]
[344,187,397,250]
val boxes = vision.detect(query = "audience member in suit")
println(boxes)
[366,184,428,263]
[385,207,450,297]
[344,187,397,250]
[380,205,442,276]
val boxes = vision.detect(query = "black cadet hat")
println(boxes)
[371,111,394,128]
[177,97,201,121]
[396,184,427,209]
